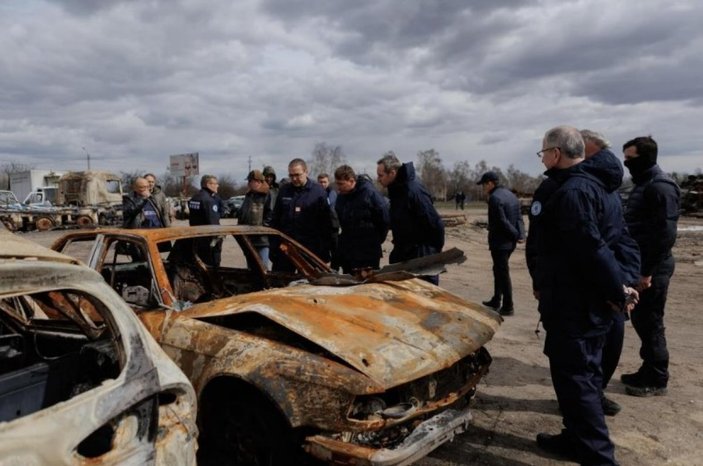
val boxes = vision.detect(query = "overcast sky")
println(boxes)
[1,0,702,182]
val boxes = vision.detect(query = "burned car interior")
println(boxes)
[85,233,330,309]
[0,289,121,423]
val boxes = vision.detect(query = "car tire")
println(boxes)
[198,384,298,466]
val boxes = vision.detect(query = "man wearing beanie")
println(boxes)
[621,136,680,397]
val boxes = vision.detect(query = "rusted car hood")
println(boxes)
[180,278,501,387]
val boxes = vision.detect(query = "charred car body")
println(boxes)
[52,225,501,465]
[0,228,197,465]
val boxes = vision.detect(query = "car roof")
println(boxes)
[0,227,81,265]
[57,225,280,243]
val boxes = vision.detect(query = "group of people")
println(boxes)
[266,155,445,281]
[123,155,446,282]
[481,127,679,465]
[123,129,680,465]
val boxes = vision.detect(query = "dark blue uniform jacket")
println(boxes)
[334,176,390,270]
[487,186,525,251]
[624,164,680,277]
[534,150,639,337]
[188,188,222,225]
[271,178,335,262]
[387,162,445,263]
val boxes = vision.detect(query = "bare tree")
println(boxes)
[448,160,472,198]
[416,149,448,200]
[307,143,346,178]
[216,174,242,199]
[505,164,541,194]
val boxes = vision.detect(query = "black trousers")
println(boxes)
[545,331,617,465]
[490,248,514,307]
[631,256,674,386]
[602,315,625,389]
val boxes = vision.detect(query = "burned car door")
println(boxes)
[0,287,157,463]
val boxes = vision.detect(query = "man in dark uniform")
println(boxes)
[188,175,223,266]
[333,165,389,273]
[581,130,642,416]
[621,136,680,397]
[532,126,638,465]
[270,158,335,272]
[477,171,525,316]
[376,152,444,285]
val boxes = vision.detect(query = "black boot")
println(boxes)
[482,298,500,309]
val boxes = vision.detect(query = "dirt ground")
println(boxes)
[414,207,703,466]
[21,209,703,466]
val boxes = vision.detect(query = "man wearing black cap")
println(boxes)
[477,171,525,316]
[621,136,680,397]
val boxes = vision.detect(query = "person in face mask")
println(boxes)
[620,136,680,397]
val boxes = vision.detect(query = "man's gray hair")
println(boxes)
[377,151,401,172]
[580,129,610,149]
[544,126,585,159]
[200,175,217,188]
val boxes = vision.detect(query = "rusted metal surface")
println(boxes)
[305,407,472,466]
[0,229,197,465]
[51,225,500,465]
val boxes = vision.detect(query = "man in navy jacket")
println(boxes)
[478,171,525,316]
[333,165,389,273]
[376,153,444,285]
[271,158,335,272]
[621,136,680,397]
[532,126,638,466]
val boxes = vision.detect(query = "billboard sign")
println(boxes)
[169,152,199,177]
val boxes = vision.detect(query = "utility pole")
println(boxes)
[248,155,252,173]
[81,147,91,170]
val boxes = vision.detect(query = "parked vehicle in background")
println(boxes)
[57,170,124,227]
[224,195,245,218]
[0,190,68,232]
[22,186,59,206]
[9,170,64,205]
[52,225,501,466]
[0,171,125,231]
[0,227,198,465]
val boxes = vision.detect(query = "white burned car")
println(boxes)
[0,228,197,465]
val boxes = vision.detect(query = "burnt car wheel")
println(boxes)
[34,216,55,231]
[199,383,298,466]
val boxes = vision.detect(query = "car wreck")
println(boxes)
[0,228,197,465]
[52,225,502,465]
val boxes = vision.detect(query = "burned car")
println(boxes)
[0,228,197,465]
[52,225,501,465]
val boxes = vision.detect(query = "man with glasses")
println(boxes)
[144,173,171,227]
[530,126,638,466]
[271,158,335,272]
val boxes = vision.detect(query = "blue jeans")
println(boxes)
[257,246,270,271]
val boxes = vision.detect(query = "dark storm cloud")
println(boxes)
[260,0,533,64]
[2,0,702,177]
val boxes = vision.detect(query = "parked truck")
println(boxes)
[0,171,124,231]
[56,171,124,227]
[9,170,64,204]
